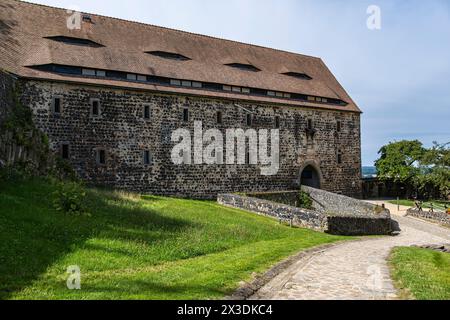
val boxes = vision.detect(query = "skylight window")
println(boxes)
[146,51,191,61]
[225,63,261,72]
[45,36,104,48]
[282,72,312,80]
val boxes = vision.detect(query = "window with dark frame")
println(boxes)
[61,144,69,159]
[53,97,61,114]
[246,113,252,126]
[217,111,223,124]
[143,150,151,165]
[183,108,189,122]
[307,119,313,130]
[275,116,280,129]
[96,149,106,165]
[91,99,100,117]
[337,150,343,164]
[143,105,151,119]
[337,121,341,132]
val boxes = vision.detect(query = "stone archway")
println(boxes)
[300,162,323,189]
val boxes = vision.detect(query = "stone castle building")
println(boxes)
[0,0,362,199]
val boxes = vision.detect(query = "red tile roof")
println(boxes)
[0,0,361,113]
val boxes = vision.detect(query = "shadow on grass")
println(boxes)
[0,179,197,300]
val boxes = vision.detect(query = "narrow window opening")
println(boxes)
[337,121,342,132]
[217,111,223,124]
[307,119,313,130]
[96,149,106,165]
[183,108,189,122]
[143,105,151,119]
[275,116,280,129]
[61,144,69,159]
[246,114,252,126]
[91,99,100,117]
[53,97,61,114]
[143,150,151,165]
[337,150,343,164]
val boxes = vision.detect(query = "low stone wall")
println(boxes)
[303,185,390,219]
[218,193,328,232]
[407,208,450,227]
[218,190,392,235]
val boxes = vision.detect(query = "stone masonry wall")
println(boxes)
[19,80,362,199]
[407,208,450,227]
[218,192,392,235]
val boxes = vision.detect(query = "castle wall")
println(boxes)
[20,80,362,199]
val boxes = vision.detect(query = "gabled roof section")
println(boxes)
[0,0,361,113]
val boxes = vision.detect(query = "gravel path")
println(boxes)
[250,202,449,300]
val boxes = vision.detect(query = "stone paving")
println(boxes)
[250,202,449,300]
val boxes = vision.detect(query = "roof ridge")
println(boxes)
[19,0,320,60]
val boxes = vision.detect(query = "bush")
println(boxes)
[52,181,89,216]
[298,190,313,209]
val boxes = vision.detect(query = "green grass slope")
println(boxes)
[0,178,349,300]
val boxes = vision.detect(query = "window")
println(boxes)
[223,85,232,91]
[232,87,241,93]
[337,150,343,164]
[337,121,341,132]
[183,108,189,122]
[96,70,106,77]
[52,96,62,114]
[82,68,96,76]
[267,91,276,97]
[170,79,182,86]
[307,119,313,130]
[91,99,101,117]
[282,72,312,80]
[246,113,252,126]
[146,51,191,61]
[44,36,103,48]
[275,116,280,129]
[96,149,106,165]
[242,88,250,94]
[137,75,147,82]
[192,82,202,88]
[127,74,137,81]
[143,105,151,119]
[143,150,152,165]
[182,80,192,87]
[61,144,70,159]
[225,63,261,72]
[217,111,223,124]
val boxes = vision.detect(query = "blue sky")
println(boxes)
[26,0,450,165]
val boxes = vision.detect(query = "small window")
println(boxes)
[143,105,151,119]
[143,150,152,165]
[192,82,202,88]
[137,75,147,82]
[267,91,276,97]
[96,149,106,165]
[337,150,342,164]
[275,116,280,129]
[96,70,106,77]
[127,74,137,81]
[217,111,223,124]
[307,119,313,130]
[337,121,341,132]
[242,88,250,94]
[232,87,241,93]
[182,80,192,87]
[52,96,62,114]
[223,85,232,91]
[61,144,70,159]
[91,99,101,117]
[170,79,181,86]
[82,69,96,76]
[246,113,252,126]
[183,108,189,122]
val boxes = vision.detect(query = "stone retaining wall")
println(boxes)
[218,189,392,235]
[407,208,450,227]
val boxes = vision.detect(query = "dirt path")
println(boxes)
[250,203,449,300]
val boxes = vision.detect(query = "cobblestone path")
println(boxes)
[250,204,449,300]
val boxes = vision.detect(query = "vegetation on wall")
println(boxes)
[375,140,450,199]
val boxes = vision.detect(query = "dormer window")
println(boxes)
[225,63,261,72]
[44,36,103,48]
[282,72,312,80]
[146,51,191,61]
[82,15,93,23]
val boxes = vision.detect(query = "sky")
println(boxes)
[25,0,450,166]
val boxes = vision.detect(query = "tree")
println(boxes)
[375,140,450,199]
[375,140,425,184]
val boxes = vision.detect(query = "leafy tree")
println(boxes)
[375,140,425,184]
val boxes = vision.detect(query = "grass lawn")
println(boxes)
[388,199,448,211]
[0,178,350,300]
[390,247,450,300]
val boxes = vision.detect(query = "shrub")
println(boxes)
[52,181,89,216]
[298,190,313,209]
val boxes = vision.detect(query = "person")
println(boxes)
[429,203,434,213]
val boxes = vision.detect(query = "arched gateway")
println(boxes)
[300,163,322,189]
